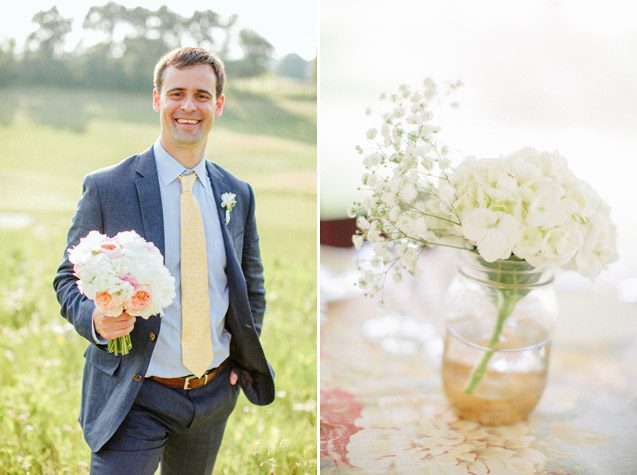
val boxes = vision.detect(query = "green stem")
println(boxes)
[107,335,132,355]
[463,290,519,394]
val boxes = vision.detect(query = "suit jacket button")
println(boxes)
[149,332,156,341]
[133,374,143,382]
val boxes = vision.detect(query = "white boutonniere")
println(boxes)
[220,192,237,224]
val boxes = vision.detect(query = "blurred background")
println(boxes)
[320,0,637,291]
[0,1,316,473]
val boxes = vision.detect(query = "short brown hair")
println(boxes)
[153,47,226,97]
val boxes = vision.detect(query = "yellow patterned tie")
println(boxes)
[178,172,213,377]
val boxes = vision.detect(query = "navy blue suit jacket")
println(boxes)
[53,146,274,452]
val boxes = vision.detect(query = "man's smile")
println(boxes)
[175,118,200,125]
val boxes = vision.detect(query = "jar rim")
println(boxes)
[458,250,554,288]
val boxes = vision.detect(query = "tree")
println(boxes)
[276,53,311,81]
[120,36,170,90]
[26,7,72,59]
[148,6,186,48]
[230,29,274,77]
[23,7,73,85]
[0,39,17,86]
[187,10,221,51]
[11,5,279,89]
[218,14,238,59]
[70,42,120,89]
[123,6,152,38]
[185,11,238,59]
[82,1,127,48]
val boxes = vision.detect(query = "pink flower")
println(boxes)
[121,274,138,287]
[94,290,124,316]
[125,286,152,317]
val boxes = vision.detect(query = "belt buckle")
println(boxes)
[183,375,196,390]
[183,373,209,390]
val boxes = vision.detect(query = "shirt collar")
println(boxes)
[153,140,210,192]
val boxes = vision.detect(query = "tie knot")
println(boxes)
[178,173,197,193]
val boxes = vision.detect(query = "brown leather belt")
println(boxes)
[148,359,230,390]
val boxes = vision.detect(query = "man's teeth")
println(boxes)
[176,119,198,124]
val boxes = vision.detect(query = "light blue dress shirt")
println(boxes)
[145,140,231,377]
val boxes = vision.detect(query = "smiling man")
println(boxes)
[54,47,274,474]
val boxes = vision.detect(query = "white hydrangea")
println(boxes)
[451,147,617,274]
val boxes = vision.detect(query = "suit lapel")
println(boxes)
[205,162,244,285]
[134,147,165,258]
[206,161,236,260]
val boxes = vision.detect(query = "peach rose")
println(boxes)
[125,286,152,317]
[94,290,124,316]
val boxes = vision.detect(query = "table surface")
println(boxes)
[320,246,637,475]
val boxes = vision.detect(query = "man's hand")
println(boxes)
[93,309,136,340]
[229,370,238,386]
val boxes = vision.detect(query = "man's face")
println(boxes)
[153,64,225,150]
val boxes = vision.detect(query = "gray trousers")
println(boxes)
[90,363,239,475]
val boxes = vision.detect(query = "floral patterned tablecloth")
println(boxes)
[320,248,637,475]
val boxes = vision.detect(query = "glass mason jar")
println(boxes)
[442,251,557,425]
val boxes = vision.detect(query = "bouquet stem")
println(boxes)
[107,335,132,355]
[463,290,520,394]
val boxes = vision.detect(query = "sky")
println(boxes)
[0,0,317,61]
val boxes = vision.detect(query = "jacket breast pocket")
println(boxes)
[85,345,121,376]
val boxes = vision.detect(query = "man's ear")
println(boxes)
[215,94,225,118]
[152,88,161,112]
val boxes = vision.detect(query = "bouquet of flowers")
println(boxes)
[68,230,176,355]
[350,80,618,392]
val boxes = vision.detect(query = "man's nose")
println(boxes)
[180,95,196,111]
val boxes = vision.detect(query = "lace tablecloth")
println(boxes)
[320,247,637,474]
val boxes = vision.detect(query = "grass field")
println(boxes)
[0,76,316,474]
